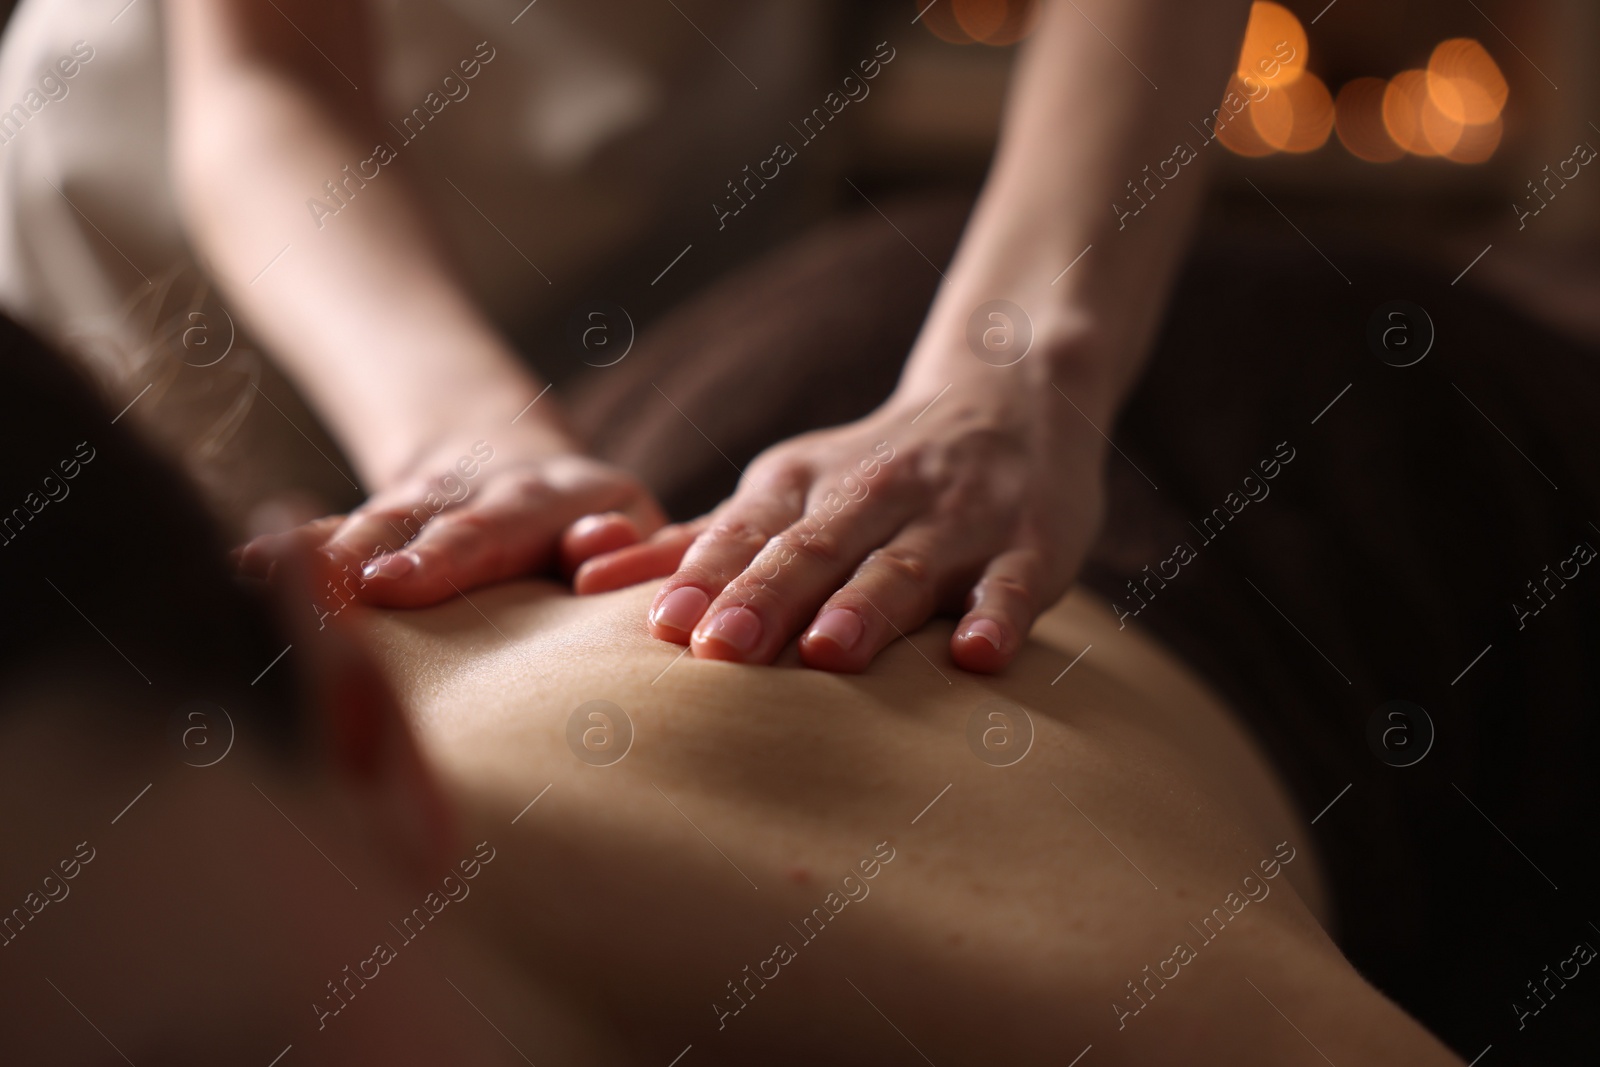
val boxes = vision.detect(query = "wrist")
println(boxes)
[897,304,1120,428]
[370,390,580,490]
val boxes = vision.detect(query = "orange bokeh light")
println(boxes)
[1427,38,1507,125]
[918,0,975,44]
[1215,76,1277,157]
[1362,41,1504,162]
[1383,69,1465,157]
[1222,21,1503,165]
[1237,1,1307,87]
[952,0,1009,41]
[1443,114,1504,163]
[1420,100,1465,154]
[919,0,1037,46]
[955,0,1036,45]
[1334,77,1405,162]
[1251,70,1334,152]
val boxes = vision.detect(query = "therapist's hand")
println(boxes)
[573,382,1106,673]
[235,427,666,608]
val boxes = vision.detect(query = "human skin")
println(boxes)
[0,573,1462,1064]
[166,0,665,597]
[355,580,1466,1065]
[0,700,625,1066]
[582,0,1257,673]
[172,0,1258,673]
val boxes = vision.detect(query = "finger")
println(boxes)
[572,521,702,595]
[559,512,642,578]
[320,504,430,575]
[647,472,808,644]
[357,466,652,604]
[352,501,545,607]
[798,522,975,673]
[619,492,669,540]
[687,492,913,664]
[233,515,347,578]
[949,547,1046,673]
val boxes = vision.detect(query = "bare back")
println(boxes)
[359,583,1459,1065]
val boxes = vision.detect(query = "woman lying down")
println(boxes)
[0,332,1470,1063]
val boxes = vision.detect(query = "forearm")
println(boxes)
[903,0,1253,424]
[165,1,561,488]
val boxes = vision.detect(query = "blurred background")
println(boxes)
[0,0,1592,532]
[2,0,1590,340]
[837,0,1600,343]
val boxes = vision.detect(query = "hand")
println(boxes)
[236,427,666,608]
[574,383,1106,672]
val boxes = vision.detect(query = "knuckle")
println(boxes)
[872,451,920,494]
[743,452,788,483]
[743,457,810,501]
[704,518,774,556]
[978,573,1034,611]
[420,511,496,561]
[386,497,445,529]
[865,544,932,588]
[435,508,490,536]
[501,478,552,509]
[361,500,417,527]
[722,574,780,608]
[367,518,424,553]
[776,525,842,569]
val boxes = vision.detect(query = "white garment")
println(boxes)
[0,0,819,352]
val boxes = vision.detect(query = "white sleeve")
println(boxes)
[0,0,191,352]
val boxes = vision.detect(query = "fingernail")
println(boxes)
[651,585,710,633]
[959,618,1004,650]
[806,609,863,653]
[361,551,417,580]
[701,606,763,654]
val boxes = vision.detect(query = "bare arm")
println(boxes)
[583,0,1259,674]
[167,0,663,600]
[164,0,564,486]
[905,0,1255,420]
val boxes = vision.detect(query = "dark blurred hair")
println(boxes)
[0,311,302,751]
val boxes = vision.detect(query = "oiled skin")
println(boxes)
[360,582,1463,1066]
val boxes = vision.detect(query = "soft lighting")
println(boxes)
[952,0,1007,41]
[1237,2,1307,87]
[1215,76,1277,157]
[1427,38,1507,125]
[1334,77,1405,162]
[1383,70,1460,157]
[1219,1,1316,155]
[1443,114,1503,163]
[1419,91,1466,155]
[918,0,1037,46]
[955,0,1036,45]
[1252,71,1334,152]
[918,0,975,43]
